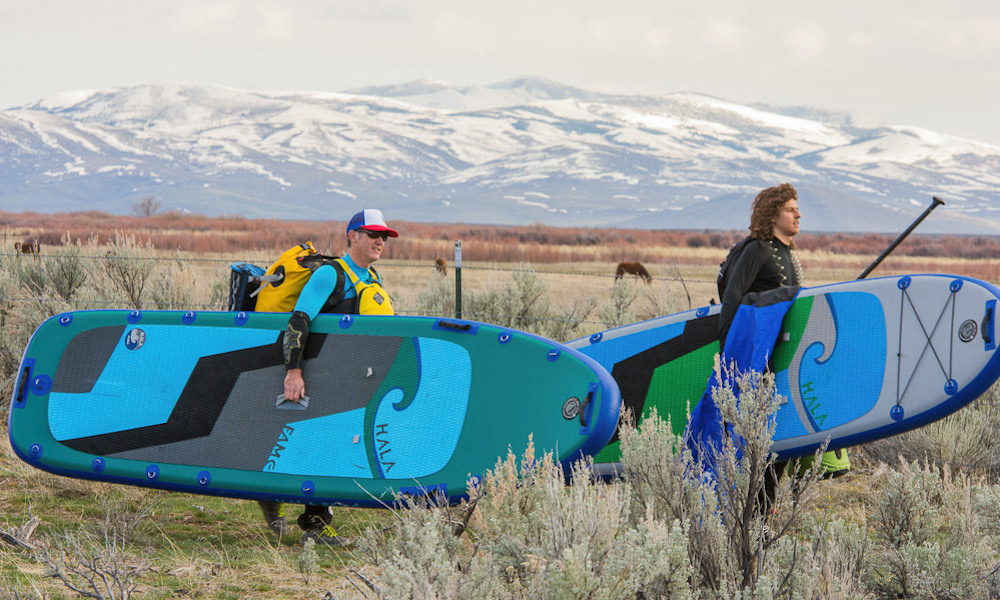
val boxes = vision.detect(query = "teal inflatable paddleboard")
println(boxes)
[568,274,1000,470]
[9,310,620,507]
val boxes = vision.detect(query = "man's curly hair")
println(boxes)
[749,183,798,245]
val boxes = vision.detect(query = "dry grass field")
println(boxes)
[3,208,997,347]
[3,209,998,295]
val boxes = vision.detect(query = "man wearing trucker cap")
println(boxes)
[261,209,399,546]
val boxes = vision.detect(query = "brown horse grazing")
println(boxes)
[434,258,447,276]
[14,241,39,255]
[615,261,652,284]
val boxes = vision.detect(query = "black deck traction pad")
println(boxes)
[607,314,719,443]
[60,334,403,468]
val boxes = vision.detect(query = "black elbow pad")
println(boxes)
[283,310,311,370]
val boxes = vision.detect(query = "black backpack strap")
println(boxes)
[316,257,355,314]
[330,259,347,305]
[717,236,754,299]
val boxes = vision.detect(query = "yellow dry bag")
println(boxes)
[254,242,320,313]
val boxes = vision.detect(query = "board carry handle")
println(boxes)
[578,389,594,427]
[12,362,32,408]
[435,319,472,332]
[984,301,996,350]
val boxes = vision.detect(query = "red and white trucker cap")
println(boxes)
[346,209,399,237]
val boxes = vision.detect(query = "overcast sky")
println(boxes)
[3,0,999,145]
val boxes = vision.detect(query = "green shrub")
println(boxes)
[37,234,89,302]
[148,251,196,310]
[601,277,640,328]
[40,528,148,600]
[463,267,548,331]
[361,366,830,598]
[864,460,1000,599]
[360,442,694,600]
[0,251,72,407]
[414,267,597,342]
[95,231,157,310]
[415,270,456,318]
[774,517,872,599]
[360,368,1000,597]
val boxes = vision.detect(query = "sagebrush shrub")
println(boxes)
[0,236,203,406]
[415,271,455,318]
[42,233,88,302]
[41,528,148,600]
[862,382,1000,478]
[775,516,872,600]
[864,460,999,599]
[414,267,597,342]
[99,232,156,309]
[361,366,834,599]
[0,249,74,406]
[148,251,196,310]
[601,277,640,328]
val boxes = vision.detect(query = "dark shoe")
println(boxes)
[761,524,773,544]
[257,500,290,536]
[298,510,330,532]
[302,525,350,548]
[268,516,290,536]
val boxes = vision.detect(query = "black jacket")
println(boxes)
[719,237,800,346]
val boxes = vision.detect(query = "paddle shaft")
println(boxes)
[857,196,945,280]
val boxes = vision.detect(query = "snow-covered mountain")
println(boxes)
[2,78,998,233]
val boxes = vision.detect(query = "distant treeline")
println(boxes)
[2,209,998,263]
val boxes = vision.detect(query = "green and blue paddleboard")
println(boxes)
[569,274,1000,473]
[9,310,620,507]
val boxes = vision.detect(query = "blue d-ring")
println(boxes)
[146,465,160,480]
[339,315,353,329]
[696,307,709,318]
[58,314,73,326]
[301,480,315,496]
[950,279,963,293]
[547,349,561,362]
[30,374,52,396]
[29,444,43,459]
[889,405,905,421]
[91,457,105,473]
[197,471,211,486]
[589,332,603,344]
[234,311,250,326]
[945,379,958,395]
[898,276,912,290]
[182,311,197,325]
[498,331,512,344]
[127,310,142,324]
